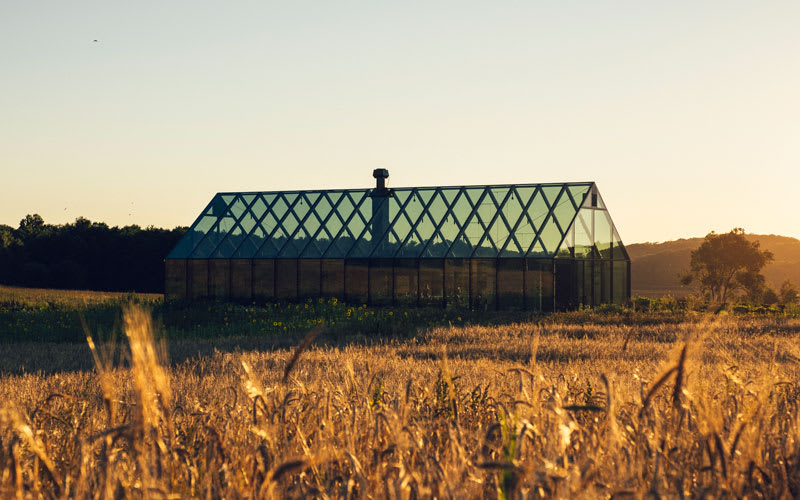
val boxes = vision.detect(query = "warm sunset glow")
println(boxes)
[2,1,798,243]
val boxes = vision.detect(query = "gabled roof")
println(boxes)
[167,182,628,260]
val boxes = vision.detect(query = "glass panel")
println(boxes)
[280,211,300,242]
[345,259,369,304]
[445,259,469,308]
[525,259,553,312]
[188,260,208,299]
[442,188,460,207]
[470,259,496,310]
[269,196,289,222]
[487,189,518,257]
[387,191,414,251]
[394,259,418,306]
[583,188,605,209]
[368,197,393,258]
[498,188,527,257]
[212,224,245,258]
[435,191,464,258]
[230,259,252,299]
[256,226,289,258]
[191,201,240,258]
[168,213,218,258]
[446,190,474,257]
[394,190,427,258]
[613,261,628,304]
[292,194,310,223]
[249,196,268,221]
[343,195,372,258]
[299,238,324,258]
[449,233,475,258]
[612,228,628,260]
[238,209,257,234]
[299,259,321,298]
[321,259,344,298]
[209,260,230,298]
[233,224,266,258]
[497,258,523,310]
[601,260,611,304]
[541,185,562,208]
[554,260,575,310]
[302,209,323,241]
[592,260,602,305]
[418,191,449,258]
[583,259,592,306]
[461,188,487,256]
[552,194,576,235]
[229,197,248,221]
[573,211,593,258]
[278,214,311,258]
[527,192,549,236]
[396,229,425,258]
[595,209,613,259]
[326,191,344,209]
[369,259,393,305]
[261,193,279,212]
[473,190,500,258]
[556,222,574,258]
[275,259,298,299]
[568,185,591,209]
[538,216,562,255]
[207,195,232,216]
[252,259,275,299]
[298,197,332,257]
[529,240,548,257]
[516,186,537,209]
[419,259,444,307]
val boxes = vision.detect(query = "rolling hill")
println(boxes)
[627,234,800,297]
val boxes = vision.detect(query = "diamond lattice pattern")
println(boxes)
[167,183,599,259]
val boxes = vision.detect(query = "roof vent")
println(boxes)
[373,168,389,190]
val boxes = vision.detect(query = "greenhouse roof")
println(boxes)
[167,182,628,260]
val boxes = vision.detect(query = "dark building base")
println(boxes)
[166,258,630,311]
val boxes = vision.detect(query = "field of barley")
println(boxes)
[2,287,800,498]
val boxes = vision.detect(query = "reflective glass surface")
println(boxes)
[555,187,628,264]
[167,183,597,260]
[166,182,631,307]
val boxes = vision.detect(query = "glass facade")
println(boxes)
[165,182,630,309]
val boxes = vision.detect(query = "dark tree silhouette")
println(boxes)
[680,228,773,305]
[0,215,186,293]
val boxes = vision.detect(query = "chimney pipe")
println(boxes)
[370,169,392,256]
[373,168,389,191]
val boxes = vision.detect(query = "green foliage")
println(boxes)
[0,292,487,343]
[0,214,186,292]
[630,295,683,313]
[681,228,774,305]
[779,280,799,306]
[370,377,385,408]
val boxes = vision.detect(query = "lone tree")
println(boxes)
[680,228,773,305]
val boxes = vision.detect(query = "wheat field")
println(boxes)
[2,303,800,498]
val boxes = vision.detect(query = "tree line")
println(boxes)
[0,214,186,293]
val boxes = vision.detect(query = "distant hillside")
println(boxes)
[628,234,800,297]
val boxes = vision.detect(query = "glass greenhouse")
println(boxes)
[165,171,629,310]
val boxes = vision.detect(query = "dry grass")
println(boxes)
[0,284,161,307]
[2,306,800,498]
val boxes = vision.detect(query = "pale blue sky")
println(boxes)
[2,1,798,243]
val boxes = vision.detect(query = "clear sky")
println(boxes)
[2,1,798,243]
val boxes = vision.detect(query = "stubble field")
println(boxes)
[1,286,800,498]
